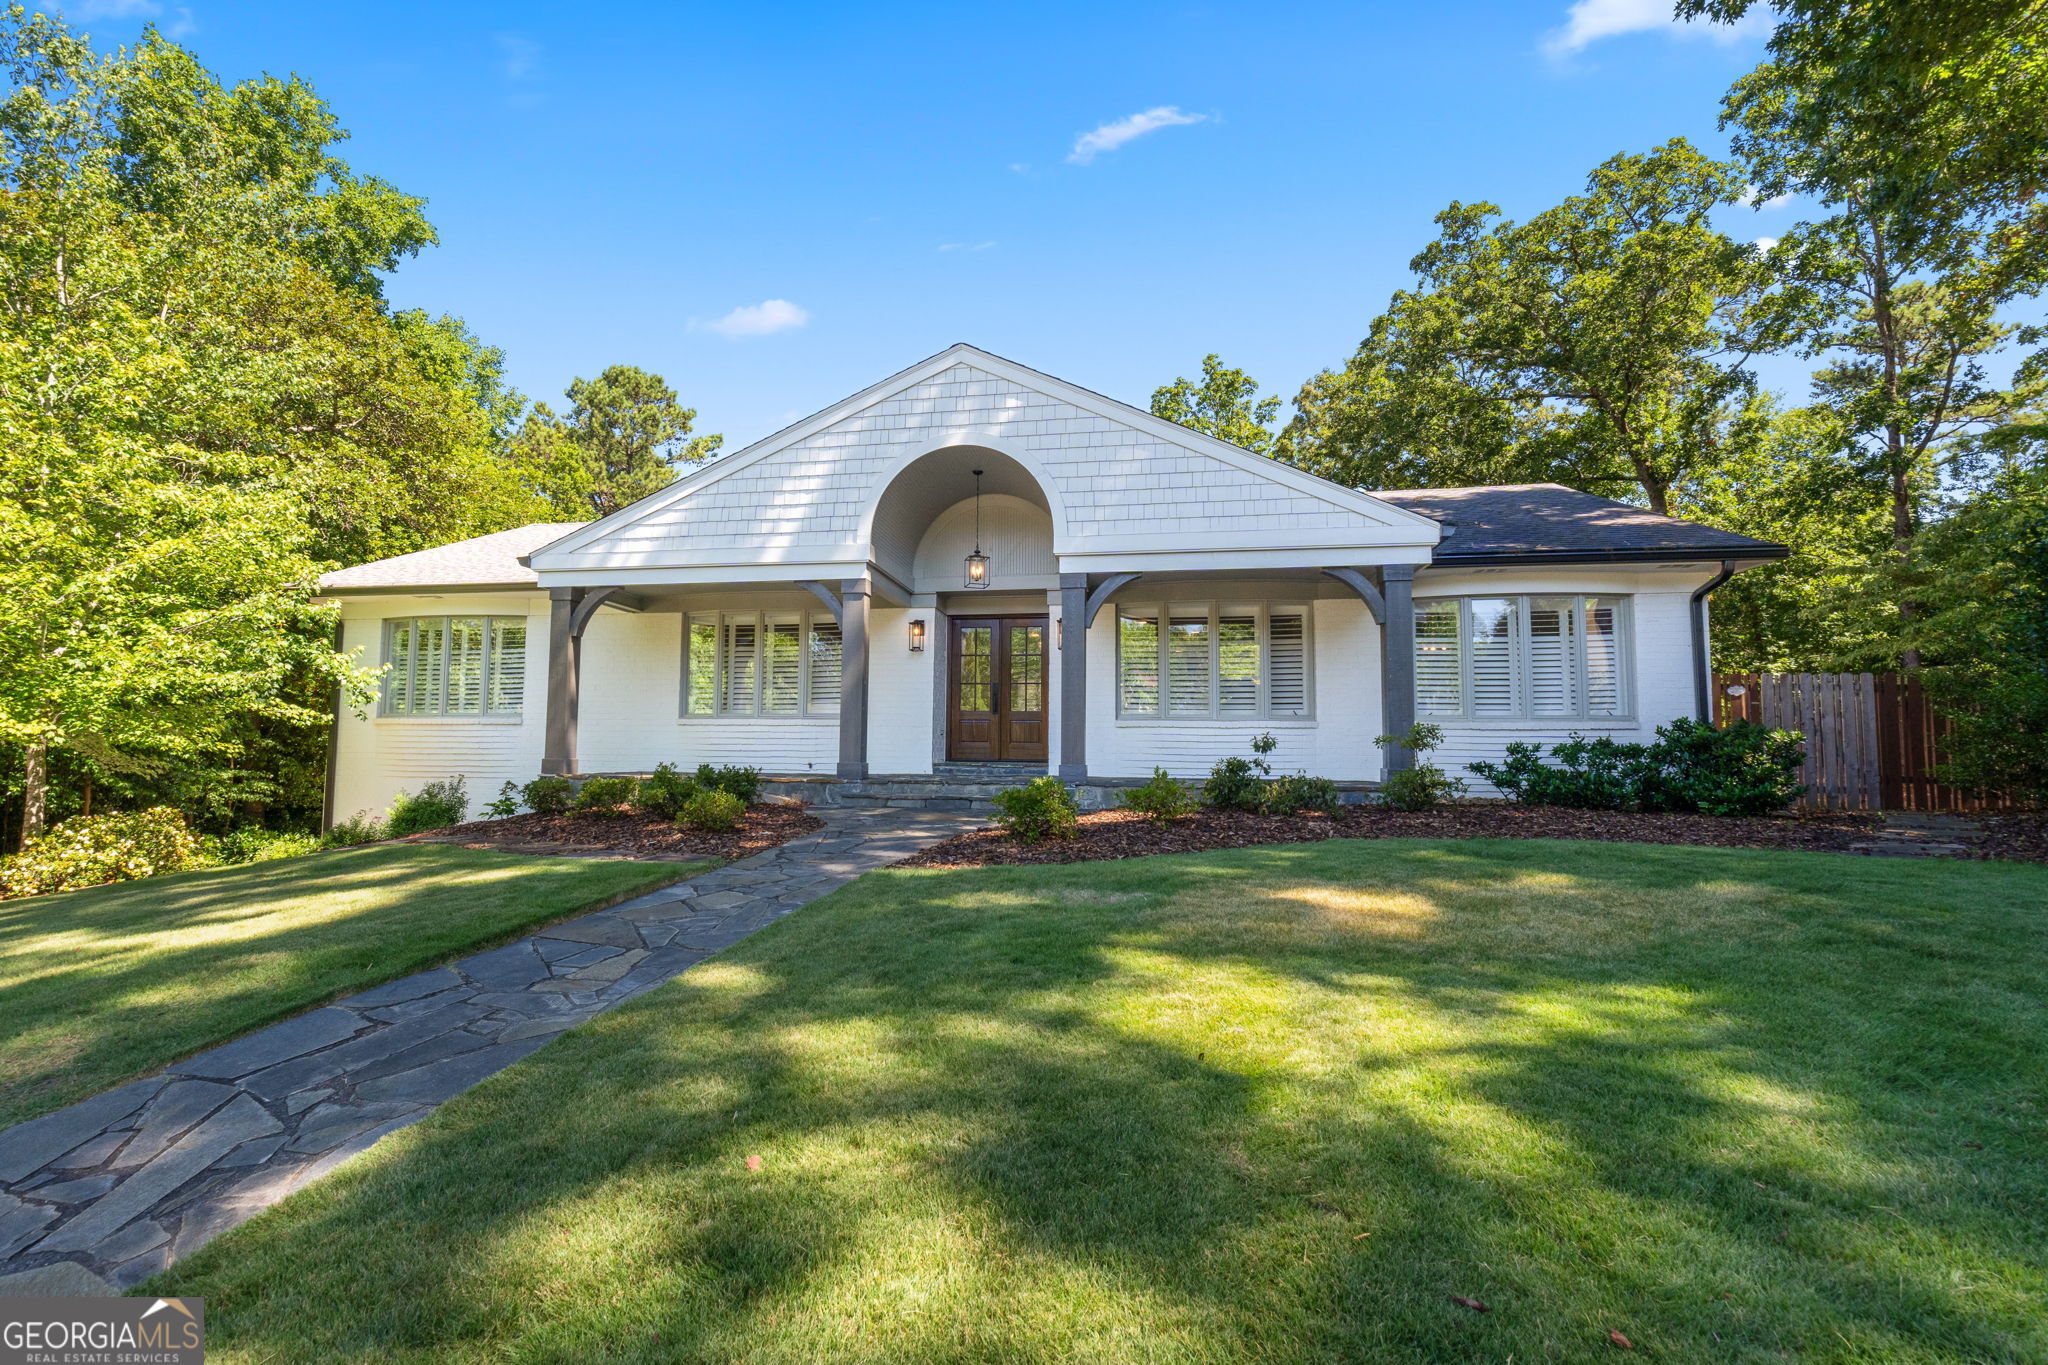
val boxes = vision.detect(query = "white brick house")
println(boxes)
[317,345,1784,820]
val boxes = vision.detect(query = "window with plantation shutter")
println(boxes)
[488,621,527,714]
[722,618,759,712]
[764,617,802,715]
[447,617,487,715]
[1266,610,1308,717]
[1414,595,1633,721]
[379,616,526,717]
[681,610,842,719]
[1166,613,1212,716]
[1466,599,1516,717]
[1217,613,1260,716]
[1525,598,1576,717]
[1115,602,1313,719]
[1582,598,1625,716]
[685,615,718,715]
[807,619,841,715]
[1415,600,1462,715]
[1118,613,1159,714]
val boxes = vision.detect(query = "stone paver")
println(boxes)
[0,807,979,1293]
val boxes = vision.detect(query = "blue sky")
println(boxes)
[57,0,1795,448]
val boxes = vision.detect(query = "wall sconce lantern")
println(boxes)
[962,468,991,589]
[1055,619,1064,650]
[908,618,927,653]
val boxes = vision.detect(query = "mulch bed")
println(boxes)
[410,803,823,862]
[1976,810,2048,865]
[898,803,1904,868]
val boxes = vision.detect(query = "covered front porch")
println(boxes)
[534,558,1430,798]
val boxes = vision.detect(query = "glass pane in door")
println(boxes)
[1008,624,1043,712]
[958,625,993,711]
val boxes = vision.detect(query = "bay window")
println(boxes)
[685,611,841,718]
[1116,603,1311,719]
[381,615,528,717]
[1415,595,1631,720]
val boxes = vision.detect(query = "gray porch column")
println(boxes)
[837,577,871,779]
[1058,572,1089,781]
[542,587,583,776]
[1381,565,1417,774]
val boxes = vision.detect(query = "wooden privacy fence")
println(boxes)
[1713,671,2017,813]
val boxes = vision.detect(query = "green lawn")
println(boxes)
[155,839,2048,1364]
[0,846,706,1128]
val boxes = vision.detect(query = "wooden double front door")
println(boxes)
[947,616,1049,763]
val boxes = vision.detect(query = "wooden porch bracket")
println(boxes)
[1319,567,1385,624]
[1081,573,1141,629]
[796,579,844,625]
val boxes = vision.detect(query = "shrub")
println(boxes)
[0,808,206,898]
[991,776,1079,842]
[211,828,323,865]
[694,763,763,804]
[636,762,701,819]
[1375,723,1466,812]
[1465,719,1807,817]
[322,813,388,847]
[678,787,745,832]
[522,775,575,815]
[1264,773,1342,815]
[483,781,522,819]
[1379,766,1465,813]
[1204,733,1278,811]
[1119,768,1197,824]
[1467,735,1652,810]
[1644,717,1807,816]
[387,777,469,837]
[575,775,640,811]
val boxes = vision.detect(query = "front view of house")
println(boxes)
[317,345,1783,821]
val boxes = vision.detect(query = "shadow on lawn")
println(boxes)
[157,839,2048,1364]
[0,847,688,1126]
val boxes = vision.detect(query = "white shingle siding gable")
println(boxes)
[542,361,1412,568]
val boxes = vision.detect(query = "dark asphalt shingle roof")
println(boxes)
[1370,484,1786,563]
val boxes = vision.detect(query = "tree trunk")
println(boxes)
[20,741,46,850]
[1894,466,1922,669]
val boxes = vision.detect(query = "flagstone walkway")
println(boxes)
[0,806,981,1297]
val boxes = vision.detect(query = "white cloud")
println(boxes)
[1754,237,1779,251]
[1738,185,1795,210]
[1541,0,1766,58]
[696,299,809,338]
[1067,106,1207,164]
[165,5,193,36]
[495,33,540,80]
[939,241,996,252]
[1008,162,1030,174]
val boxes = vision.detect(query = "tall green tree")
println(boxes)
[514,364,721,518]
[1726,45,2041,664]
[1150,354,1281,455]
[1682,0,2048,279]
[0,7,538,841]
[1281,140,1779,513]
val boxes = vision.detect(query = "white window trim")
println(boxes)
[1415,594,1635,723]
[1112,600,1315,723]
[681,609,842,721]
[377,615,527,719]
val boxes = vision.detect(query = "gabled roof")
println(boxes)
[317,523,587,592]
[1371,484,1786,564]
[528,343,1440,567]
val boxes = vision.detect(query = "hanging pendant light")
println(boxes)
[963,468,991,589]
